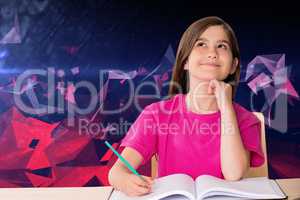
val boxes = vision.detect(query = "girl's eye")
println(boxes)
[218,44,228,49]
[196,42,206,47]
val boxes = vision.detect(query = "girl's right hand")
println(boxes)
[118,173,154,197]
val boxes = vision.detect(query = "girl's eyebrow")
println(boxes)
[196,38,208,42]
[196,37,230,45]
[217,39,231,46]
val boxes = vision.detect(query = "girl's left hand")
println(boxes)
[208,79,233,113]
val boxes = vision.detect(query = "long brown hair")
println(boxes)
[168,16,241,98]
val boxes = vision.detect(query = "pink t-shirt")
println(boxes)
[121,93,265,180]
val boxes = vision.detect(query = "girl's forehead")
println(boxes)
[198,26,230,41]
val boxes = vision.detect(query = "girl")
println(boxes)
[108,16,265,197]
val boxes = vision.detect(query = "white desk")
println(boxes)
[276,178,300,200]
[0,179,299,200]
[0,186,113,200]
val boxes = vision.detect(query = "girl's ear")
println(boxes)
[230,57,239,74]
[184,60,189,70]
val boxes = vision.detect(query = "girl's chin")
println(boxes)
[191,75,220,82]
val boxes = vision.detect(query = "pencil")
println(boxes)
[104,141,146,182]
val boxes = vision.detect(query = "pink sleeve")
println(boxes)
[238,112,265,167]
[120,104,157,165]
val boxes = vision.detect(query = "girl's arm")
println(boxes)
[108,147,154,196]
[209,80,250,181]
[220,104,250,181]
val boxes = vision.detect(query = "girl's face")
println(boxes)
[186,25,238,82]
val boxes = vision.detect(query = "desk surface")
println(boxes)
[0,186,113,200]
[276,178,300,200]
[0,178,298,200]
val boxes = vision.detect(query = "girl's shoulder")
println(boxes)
[232,102,261,126]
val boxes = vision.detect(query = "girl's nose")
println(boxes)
[207,48,217,59]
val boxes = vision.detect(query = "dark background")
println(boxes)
[0,0,299,187]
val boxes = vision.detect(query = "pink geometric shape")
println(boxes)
[0,104,114,187]
[25,172,53,187]
[137,67,148,76]
[247,73,273,94]
[0,14,21,44]
[71,67,80,75]
[278,81,299,99]
[51,166,107,187]
[64,83,76,104]
[57,70,65,78]
[246,54,284,80]
[27,151,51,170]
[0,150,33,170]
[153,71,169,91]
[108,70,137,80]
[45,131,91,165]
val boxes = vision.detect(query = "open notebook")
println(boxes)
[110,174,286,200]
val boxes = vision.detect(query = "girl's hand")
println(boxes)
[208,79,233,113]
[117,173,154,197]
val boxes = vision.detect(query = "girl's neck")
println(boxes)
[186,79,219,114]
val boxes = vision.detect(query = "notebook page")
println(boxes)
[110,173,196,200]
[195,175,285,199]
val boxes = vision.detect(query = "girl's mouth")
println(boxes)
[199,63,220,68]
